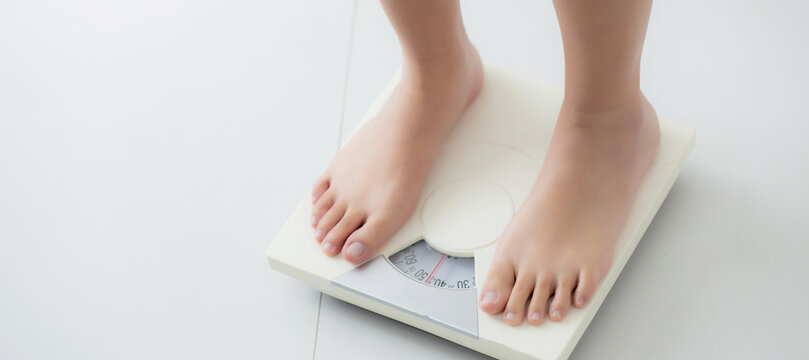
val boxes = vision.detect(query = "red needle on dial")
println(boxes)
[425,254,446,284]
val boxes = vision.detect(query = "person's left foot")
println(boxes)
[479,93,660,326]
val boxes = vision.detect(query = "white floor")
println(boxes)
[1,1,807,359]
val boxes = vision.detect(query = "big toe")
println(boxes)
[340,215,398,264]
[479,261,515,314]
[320,210,365,257]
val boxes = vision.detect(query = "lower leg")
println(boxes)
[382,0,472,72]
[378,0,482,136]
[555,0,653,112]
[480,0,659,326]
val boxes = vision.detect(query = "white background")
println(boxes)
[1,1,807,359]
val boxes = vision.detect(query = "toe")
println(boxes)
[503,271,535,326]
[311,173,330,204]
[340,214,399,264]
[311,190,335,228]
[527,274,554,325]
[314,201,346,243]
[573,268,600,308]
[479,260,515,314]
[549,272,577,322]
[321,209,365,256]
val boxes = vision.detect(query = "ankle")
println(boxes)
[559,90,653,129]
[401,39,480,86]
[563,85,643,110]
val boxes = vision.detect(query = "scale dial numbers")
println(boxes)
[387,240,476,289]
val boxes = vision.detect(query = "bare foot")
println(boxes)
[311,44,483,263]
[479,93,660,326]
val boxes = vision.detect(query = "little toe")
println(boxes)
[311,190,335,228]
[549,273,577,322]
[311,174,330,204]
[527,275,554,325]
[479,261,515,314]
[573,269,600,308]
[340,215,399,264]
[314,202,346,243]
[503,272,535,326]
[321,210,365,256]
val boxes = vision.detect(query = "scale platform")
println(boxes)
[267,65,695,360]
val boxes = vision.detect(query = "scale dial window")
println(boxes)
[387,240,476,289]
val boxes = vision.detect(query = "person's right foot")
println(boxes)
[311,43,483,264]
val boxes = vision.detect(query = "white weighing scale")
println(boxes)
[267,65,695,360]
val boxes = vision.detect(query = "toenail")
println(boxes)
[321,242,334,251]
[505,312,516,320]
[311,216,317,226]
[530,312,541,321]
[314,230,324,240]
[481,290,497,304]
[551,310,562,319]
[576,297,587,306]
[345,242,365,258]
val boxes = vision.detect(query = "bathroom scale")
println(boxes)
[267,65,695,360]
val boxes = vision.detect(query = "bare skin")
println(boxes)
[479,0,659,325]
[312,0,660,325]
[311,0,483,263]
[479,96,659,325]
